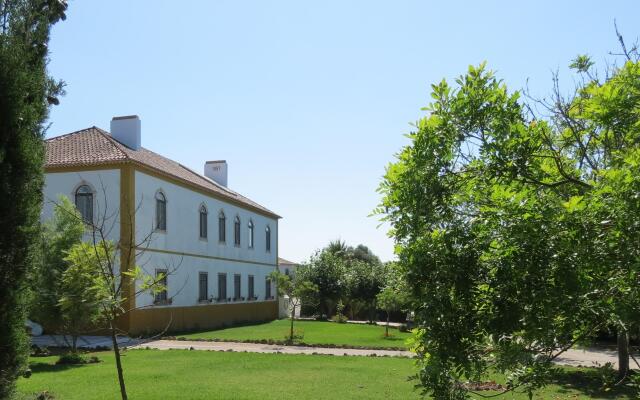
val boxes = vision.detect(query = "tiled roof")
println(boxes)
[45,127,279,218]
[278,257,298,266]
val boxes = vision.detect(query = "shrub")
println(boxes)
[331,300,348,323]
[55,352,100,365]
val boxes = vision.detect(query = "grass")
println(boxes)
[176,319,412,349]
[17,350,639,399]
[19,349,418,400]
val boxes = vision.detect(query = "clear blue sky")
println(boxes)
[47,1,639,263]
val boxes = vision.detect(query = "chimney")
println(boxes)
[110,115,141,150]
[204,160,228,187]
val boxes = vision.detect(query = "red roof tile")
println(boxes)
[45,127,279,218]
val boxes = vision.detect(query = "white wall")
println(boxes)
[135,252,275,308]
[134,170,278,308]
[42,169,121,243]
[135,171,277,265]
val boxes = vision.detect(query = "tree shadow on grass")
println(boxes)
[28,357,103,375]
[551,368,639,399]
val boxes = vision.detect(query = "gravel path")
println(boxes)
[131,339,413,357]
[33,335,638,368]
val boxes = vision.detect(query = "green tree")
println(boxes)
[0,1,66,397]
[58,246,105,351]
[343,259,385,322]
[64,238,166,400]
[269,270,317,342]
[297,250,345,318]
[378,46,640,398]
[376,268,409,337]
[30,196,85,331]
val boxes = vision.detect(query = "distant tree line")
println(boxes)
[295,240,408,323]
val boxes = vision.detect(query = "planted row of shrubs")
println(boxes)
[161,336,407,351]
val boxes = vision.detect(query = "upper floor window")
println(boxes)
[75,184,93,223]
[234,216,241,247]
[155,191,167,230]
[199,204,208,239]
[265,226,271,253]
[248,220,254,248]
[218,210,226,243]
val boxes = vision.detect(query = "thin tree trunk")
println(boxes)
[290,304,296,342]
[386,312,390,337]
[110,325,128,400]
[617,327,630,380]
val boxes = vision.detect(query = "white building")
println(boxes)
[278,257,298,277]
[43,115,280,335]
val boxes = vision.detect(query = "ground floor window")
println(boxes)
[265,277,272,299]
[248,275,255,299]
[234,274,241,300]
[199,272,208,301]
[218,273,227,301]
[155,269,168,304]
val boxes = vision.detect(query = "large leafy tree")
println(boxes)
[297,250,346,318]
[0,1,66,397]
[379,44,640,398]
[31,196,85,332]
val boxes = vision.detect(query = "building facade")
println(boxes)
[42,116,280,335]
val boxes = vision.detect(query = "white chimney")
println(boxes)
[110,115,141,150]
[204,160,228,187]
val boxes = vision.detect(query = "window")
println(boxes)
[248,220,254,248]
[234,216,241,246]
[234,274,241,300]
[285,268,290,276]
[248,275,255,299]
[218,211,226,243]
[75,184,93,222]
[155,191,167,230]
[154,269,168,304]
[217,273,227,301]
[199,204,208,239]
[198,272,208,301]
[265,277,272,299]
[265,226,271,252]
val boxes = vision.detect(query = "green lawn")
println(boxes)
[177,319,412,349]
[17,350,638,399]
[19,349,418,400]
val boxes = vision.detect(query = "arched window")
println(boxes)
[155,191,167,230]
[199,204,208,239]
[265,226,271,252]
[75,184,93,222]
[248,220,254,248]
[234,216,241,246]
[218,210,226,243]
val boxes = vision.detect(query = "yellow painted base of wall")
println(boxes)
[127,301,278,336]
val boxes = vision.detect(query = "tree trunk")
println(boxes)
[72,335,78,353]
[289,304,296,342]
[385,312,390,337]
[110,325,128,400]
[617,327,630,380]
